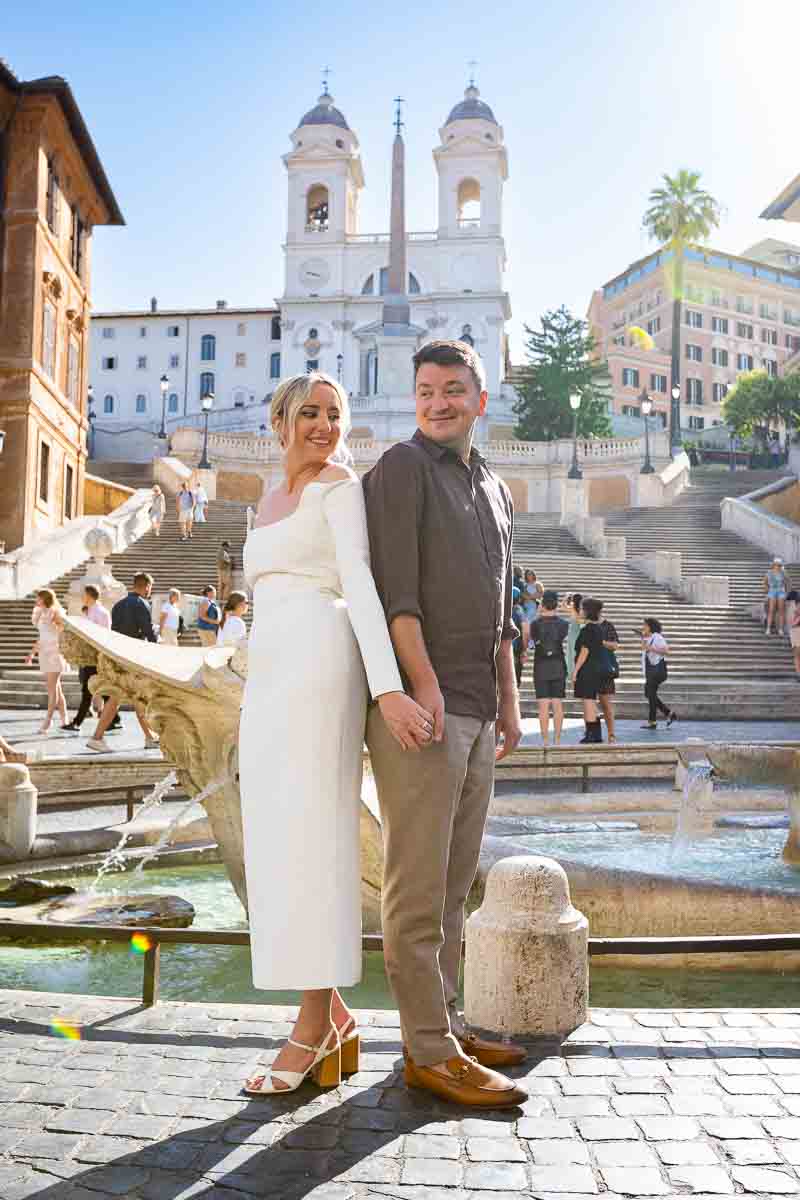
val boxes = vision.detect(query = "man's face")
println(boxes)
[415,362,487,450]
[136,581,153,598]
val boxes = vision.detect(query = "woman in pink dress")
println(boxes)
[25,589,69,733]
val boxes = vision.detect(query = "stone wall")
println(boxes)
[588,474,630,513]
[83,474,135,515]
[757,479,800,524]
[217,470,263,504]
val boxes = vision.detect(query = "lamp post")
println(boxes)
[568,393,582,480]
[336,353,343,384]
[158,374,169,439]
[87,383,95,459]
[0,429,5,456]
[671,383,682,456]
[640,389,654,474]
[198,392,214,470]
[728,426,737,473]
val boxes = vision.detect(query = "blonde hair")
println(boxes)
[37,588,61,611]
[270,372,351,457]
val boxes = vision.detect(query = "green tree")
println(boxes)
[642,169,722,448]
[768,372,800,440]
[512,306,612,442]
[722,370,774,438]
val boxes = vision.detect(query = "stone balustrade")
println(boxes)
[721,476,800,563]
[632,550,730,607]
[568,515,627,561]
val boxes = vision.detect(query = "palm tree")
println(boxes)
[642,170,722,452]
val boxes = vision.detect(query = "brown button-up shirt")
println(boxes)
[362,428,516,721]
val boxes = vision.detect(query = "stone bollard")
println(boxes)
[67,528,127,615]
[464,855,588,1040]
[0,763,37,861]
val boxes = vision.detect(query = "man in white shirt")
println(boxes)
[64,586,117,732]
[159,589,182,646]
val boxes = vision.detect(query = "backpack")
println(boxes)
[531,618,567,677]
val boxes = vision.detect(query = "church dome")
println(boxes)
[445,84,497,126]
[298,90,350,131]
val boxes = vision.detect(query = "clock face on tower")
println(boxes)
[299,258,331,290]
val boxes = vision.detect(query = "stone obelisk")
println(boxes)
[383,100,410,328]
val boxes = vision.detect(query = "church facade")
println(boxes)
[279,83,514,441]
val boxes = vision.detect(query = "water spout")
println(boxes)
[671,761,715,853]
[89,771,178,892]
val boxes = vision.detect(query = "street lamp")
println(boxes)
[336,353,343,383]
[671,383,682,455]
[640,389,654,474]
[728,426,737,473]
[158,374,169,439]
[568,393,582,480]
[198,392,214,470]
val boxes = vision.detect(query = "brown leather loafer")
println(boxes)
[404,1054,528,1109]
[458,1032,528,1068]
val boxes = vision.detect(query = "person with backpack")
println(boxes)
[197,584,222,647]
[641,617,676,730]
[530,590,569,746]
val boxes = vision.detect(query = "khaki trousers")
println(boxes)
[366,706,495,1066]
[160,630,179,646]
[197,630,217,647]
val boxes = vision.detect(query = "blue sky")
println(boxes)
[5,0,799,358]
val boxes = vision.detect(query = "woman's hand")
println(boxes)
[377,691,435,752]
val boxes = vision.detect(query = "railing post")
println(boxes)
[143,941,161,1007]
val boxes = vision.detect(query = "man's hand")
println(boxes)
[412,680,445,743]
[495,698,522,762]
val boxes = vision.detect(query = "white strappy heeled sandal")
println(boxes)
[244,1026,341,1096]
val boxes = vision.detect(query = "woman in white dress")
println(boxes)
[217,591,248,646]
[239,373,433,1096]
[25,589,69,733]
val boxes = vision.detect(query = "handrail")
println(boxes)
[1,921,799,1008]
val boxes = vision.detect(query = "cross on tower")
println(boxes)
[468,59,478,86]
[394,96,404,134]
[322,65,332,94]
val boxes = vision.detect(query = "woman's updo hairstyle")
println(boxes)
[270,371,351,458]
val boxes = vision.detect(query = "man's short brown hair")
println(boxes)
[84,584,100,601]
[133,572,154,589]
[413,339,486,394]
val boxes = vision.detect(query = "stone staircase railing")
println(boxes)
[567,516,626,561]
[0,489,154,602]
[721,475,800,563]
[630,550,730,607]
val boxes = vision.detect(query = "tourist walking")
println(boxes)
[176,482,195,541]
[530,589,568,747]
[238,371,433,1099]
[196,584,221,647]
[598,611,621,744]
[788,590,800,678]
[159,588,182,646]
[217,540,234,605]
[641,617,676,729]
[63,586,116,734]
[25,589,69,734]
[364,339,528,1109]
[217,591,248,646]
[87,573,160,753]
[764,557,788,636]
[193,481,209,525]
[148,485,166,536]
[565,591,583,678]
[572,596,608,744]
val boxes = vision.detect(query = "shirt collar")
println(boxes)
[411,427,486,468]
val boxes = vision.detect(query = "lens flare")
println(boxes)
[130,933,153,955]
[50,1017,81,1041]
[628,325,655,351]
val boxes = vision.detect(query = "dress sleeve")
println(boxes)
[323,479,404,701]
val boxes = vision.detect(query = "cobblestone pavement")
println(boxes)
[1,992,800,1198]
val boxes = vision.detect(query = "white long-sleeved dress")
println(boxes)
[238,477,402,989]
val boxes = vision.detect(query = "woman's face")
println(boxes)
[288,383,342,464]
[525,570,535,583]
[236,601,249,617]
[34,595,44,608]
[642,622,652,637]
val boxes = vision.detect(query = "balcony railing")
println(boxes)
[457,217,481,230]
[345,230,438,243]
[305,223,329,234]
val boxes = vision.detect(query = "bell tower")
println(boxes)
[433,79,508,240]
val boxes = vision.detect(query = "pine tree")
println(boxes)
[512,306,612,441]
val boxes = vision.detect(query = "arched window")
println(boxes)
[457,178,481,227]
[459,324,475,347]
[374,268,421,295]
[135,394,147,413]
[200,371,215,400]
[270,316,281,341]
[103,394,114,414]
[234,390,246,408]
[200,334,216,362]
[168,393,179,413]
[306,185,329,232]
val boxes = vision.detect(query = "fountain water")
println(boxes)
[90,771,178,891]
[671,762,715,852]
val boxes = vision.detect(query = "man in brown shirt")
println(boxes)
[363,340,527,1109]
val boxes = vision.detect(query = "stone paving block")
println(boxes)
[717,1056,769,1074]
[780,1140,800,1164]
[637,1115,702,1140]
[667,1093,727,1116]
[600,1167,671,1194]
[667,1058,718,1076]
[45,1108,111,1135]
[76,1165,154,1195]
[518,1117,576,1139]
[721,1012,767,1027]
[591,1140,659,1167]
[463,1161,530,1191]
[527,1138,591,1164]
[633,1013,675,1027]
[613,1077,669,1094]
[281,1123,342,1151]
[0,1128,24,1154]
[74,1134,141,1164]
[779,1079,800,1095]
[400,1157,465,1187]
[731,1164,800,1192]
[466,1136,527,1162]
[719,1075,780,1096]
[527,1166,598,1193]
[567,1058,621,1076]
[723,1137,786,1164]
[137,1140,205,1171]
[701,1116,766,1139]
[339,1131,403,1157]
[619,1059,671,1077]
[654,1139,721,1165]
[337,1156,400,1185]
[553,1097,611,1118]
[766,1118,800,1139]
[577,1117,639,1141]
[0,1103,56,1129]
[724,1095,784,1116]
[13,1130,84,1159]
[611,1095,672,1117]
[561,1076,612,1096]
[770,1060,800,1076]
[108,1113,173,1140]
[403,1132,460,1159]
[668,1165,735,1192]
[459,1116,517,1137]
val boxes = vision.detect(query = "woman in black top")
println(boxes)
[572,597,608,743]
